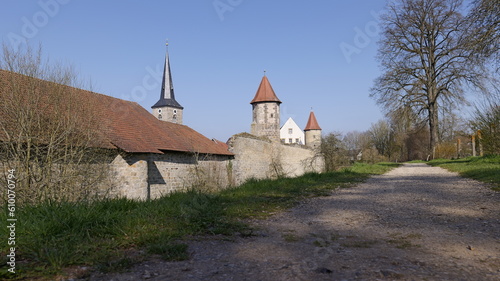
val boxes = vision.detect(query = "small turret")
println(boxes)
[304,111,322,149]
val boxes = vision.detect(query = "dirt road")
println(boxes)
[86,163,500,281]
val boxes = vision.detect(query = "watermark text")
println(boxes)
[7,0,71,50]
[339,10,382,64]
[6,169,17,274]
[213,0,244,21]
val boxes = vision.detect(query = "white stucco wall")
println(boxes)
[280,117,305,145]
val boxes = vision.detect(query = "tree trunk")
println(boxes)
[428,102,439,159]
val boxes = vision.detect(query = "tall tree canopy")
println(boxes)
[467,0,500,69]
[371,0,497,157]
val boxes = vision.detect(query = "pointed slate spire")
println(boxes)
[250,75,282,104]
[304,111,321,131]
[152,43,183,109]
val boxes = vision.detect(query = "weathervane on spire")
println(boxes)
[166,39,169,47]
[263,69,266,76]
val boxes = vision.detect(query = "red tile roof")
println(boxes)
[250,76,282,104]
[0,69,233,155]
[304,111,321,131]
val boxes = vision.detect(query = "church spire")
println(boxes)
[152,42,183,110]
[152,42,184,124]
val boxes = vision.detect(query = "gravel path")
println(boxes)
[86,163,500,281]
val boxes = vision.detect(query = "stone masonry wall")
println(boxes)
[228,133,324,185]
[251,103,281,142]
[148,152,232,198]
[111,152,233,200]
[4,141,321,201]
[110,153,149,200]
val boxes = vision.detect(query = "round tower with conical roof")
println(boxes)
[250,75,282,141]
[304,111,322,149]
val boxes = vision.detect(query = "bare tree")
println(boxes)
[466,0,500,70]
[469,96,500,154]
[320,133,349,172]
[0,44,114,204]
[342,130,369,161]
[369,120,392,158]
[371,0,495,158]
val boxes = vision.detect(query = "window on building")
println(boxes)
[158,114,162,120]
[288,128,293,134]
[295,138,299,143]
[289,138,293,143]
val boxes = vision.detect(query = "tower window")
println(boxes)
[270,113,274,118]
[288,128,293,134]
[158,114,162,120]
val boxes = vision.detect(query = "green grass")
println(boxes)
[0,162,399,280]
[428,155,500,190]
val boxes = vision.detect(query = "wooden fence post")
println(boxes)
[477,130,483,157]
[471,134,476,157]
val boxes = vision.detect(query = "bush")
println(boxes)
[470,98,500,155]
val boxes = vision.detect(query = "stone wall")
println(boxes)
[251,102,281,141]
[110,153,149,200]
[111,152,234,200]
[148,152,233,198]
[228,133,324,185]
[3,136,323,201]
[152,107,183,124]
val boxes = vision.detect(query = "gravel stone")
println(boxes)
[83,163,500,281]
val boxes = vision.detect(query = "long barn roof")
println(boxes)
[0,69,232,155]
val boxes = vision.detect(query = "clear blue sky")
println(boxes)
[1,0,389,141]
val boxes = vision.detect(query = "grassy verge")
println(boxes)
[428,155,500,191]
[0,162,399,280]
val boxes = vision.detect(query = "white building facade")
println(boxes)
[280,117,305,145]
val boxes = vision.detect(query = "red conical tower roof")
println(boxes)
[250,75,282,104]
[304,111,321,131]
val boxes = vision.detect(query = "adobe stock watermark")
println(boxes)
[129,63,163,103]
[6,169,17,274]
[339,10,382,64]
[213,0,244,21]
[7,0,71,50]
[108,62,163,119]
